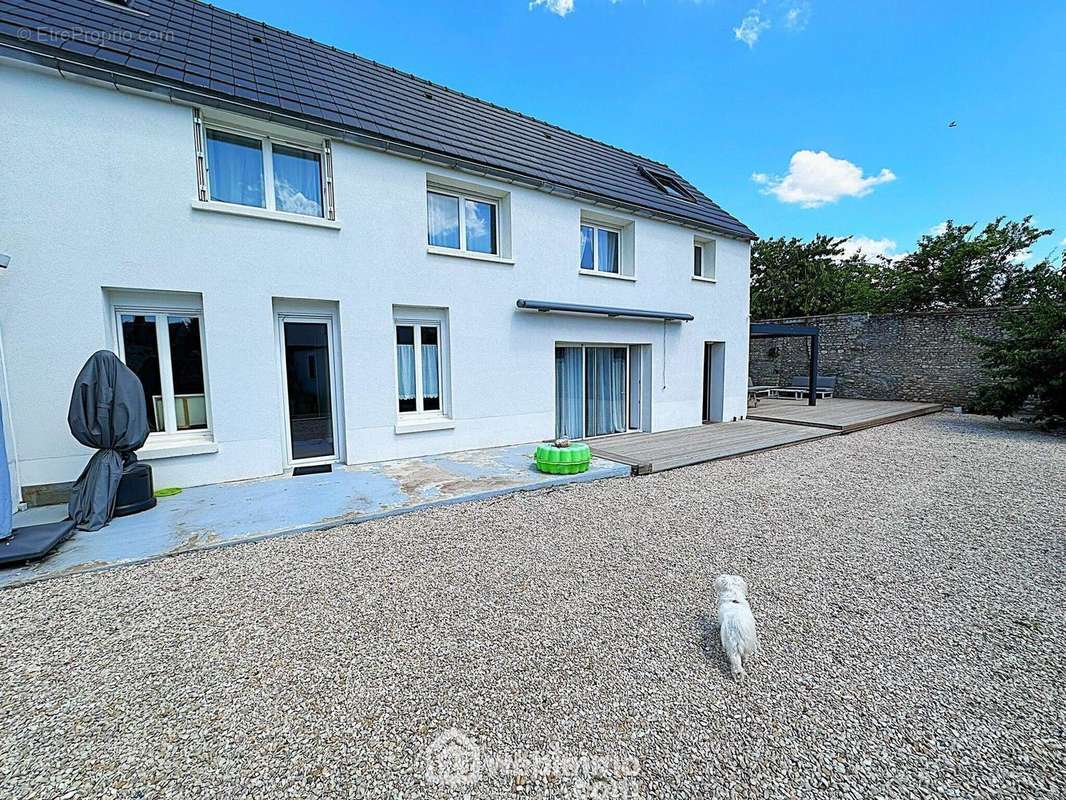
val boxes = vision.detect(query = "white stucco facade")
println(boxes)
[0,61,752,494]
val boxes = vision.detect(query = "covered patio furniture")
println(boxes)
[67,351,154,531]
[772,375,837,400]
[0,395,77,567]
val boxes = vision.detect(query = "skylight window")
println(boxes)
[638,166,696,202]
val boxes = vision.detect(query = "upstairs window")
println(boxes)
[694,238,717,280]
[427,189,499,255]
[195,114,335,220]
[580,223,621,274]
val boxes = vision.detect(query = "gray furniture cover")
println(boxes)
[67,351,150,531]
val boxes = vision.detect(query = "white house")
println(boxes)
[0,0,755,505]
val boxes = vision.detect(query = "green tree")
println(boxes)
[970,263,1066,428]
[750,235,881,319]
[878,216,1052,311]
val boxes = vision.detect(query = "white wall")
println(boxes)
[0,62,752,490]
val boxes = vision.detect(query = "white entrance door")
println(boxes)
[278,314,342,466]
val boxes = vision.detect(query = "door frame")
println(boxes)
[556,343,645,439]
[276,311,343,468]
[702,341,726,424]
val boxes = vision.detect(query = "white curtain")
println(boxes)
[598,229,619,273]
[585,347,626,436]
[555,347,583,439]
[421,344,440,399]
[396,344,416,400]
[206,131,264,207]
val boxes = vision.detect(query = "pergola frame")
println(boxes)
[750,322,821,406]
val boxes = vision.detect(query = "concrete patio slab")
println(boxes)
[2,444,628,588]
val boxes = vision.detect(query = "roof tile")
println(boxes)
[0,0,755,238]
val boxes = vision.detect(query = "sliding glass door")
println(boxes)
[585,347,627,437]
[555,345,640,439]
[555,347,584,439]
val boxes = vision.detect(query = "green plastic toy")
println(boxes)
[534,441,591,475]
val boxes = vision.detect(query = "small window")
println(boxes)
[115,308,210,437]
[427,189,498,255]
[199,119,332,219]
[638,165,696,202]
[395,319,446,416]
[579,223,621,274]
[694,239,716,280]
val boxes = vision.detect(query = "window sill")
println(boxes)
[394,417,456,435]
[138,438,219,460]
[192,201,341,230]
[692,275,718,284]
[579,269,636,282]
[427,246,514,266]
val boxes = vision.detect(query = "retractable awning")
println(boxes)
[516,299,693,322]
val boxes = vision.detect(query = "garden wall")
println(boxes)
[748,308,1013,407]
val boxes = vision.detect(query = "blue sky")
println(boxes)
[214,0,1065,260]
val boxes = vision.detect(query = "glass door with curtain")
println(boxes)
[280,317,338,463]
[585,347,628,437]
[555,345,636,439]
[555,347,584,439]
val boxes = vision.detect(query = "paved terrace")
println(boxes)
[3,444,627,588]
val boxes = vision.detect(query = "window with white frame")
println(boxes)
[194,113,335,220]
[427,188,499,255]
[694,238,716,280]
[113,302,211,438]
[395,315,449,416]
[580,222,622,274]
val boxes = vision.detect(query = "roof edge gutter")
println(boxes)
[0,38,756,242]
[517,299,693,322]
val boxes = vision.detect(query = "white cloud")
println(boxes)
[1060,236,1066,245]
[783,2,811,31]
[927,221,949,236]
[839,236,899,260]
[529,0,574,16]
[734,10,770,47]
[753,150,896,207]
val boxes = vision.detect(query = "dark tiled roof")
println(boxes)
[0,0,756,239]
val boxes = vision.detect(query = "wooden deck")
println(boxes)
[748,397,943,432]
[588,419,837,475]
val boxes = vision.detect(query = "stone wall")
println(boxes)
[749,308,1014,407]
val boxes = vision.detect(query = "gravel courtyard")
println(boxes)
[1,413,1063,799]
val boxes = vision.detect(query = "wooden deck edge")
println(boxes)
[647,430,839,473]
[840,404,944,434]
[746,414,842,431]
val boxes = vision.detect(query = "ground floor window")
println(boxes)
[555,345,643,438]
[395,311,448,417]
[114,306,209,437]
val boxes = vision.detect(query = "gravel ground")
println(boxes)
[1,413,1063,799]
